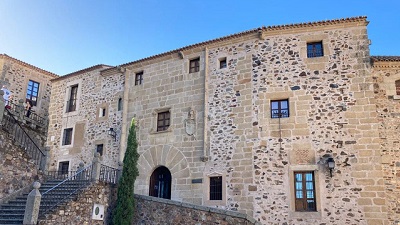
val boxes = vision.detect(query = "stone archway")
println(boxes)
[135,145,190,198]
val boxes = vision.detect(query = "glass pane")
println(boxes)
[281,100,288,108]
[307,191,314,198]
[305,173,313,181]
[306,182,314,190]
[296,191,303,198]
[296,182,302,190]
[295,173,302,181]
[271,101,278,110]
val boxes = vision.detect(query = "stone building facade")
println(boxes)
[0,54,58,117]
[43,16,399,225]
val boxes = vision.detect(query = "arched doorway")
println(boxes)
[149,166,171,199]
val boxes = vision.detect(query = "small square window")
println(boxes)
[135,72,143,85]
[210,176,222,200]
[307,42,324,58]
[96,144,104,156]
[189,58,200,73]
[396,80,400,95]
[271,99,289,118]
[294,171,316,212]
[62,128,73,145]
[157,111,170,132]
[219,58,227,69]
[99,107,106,117]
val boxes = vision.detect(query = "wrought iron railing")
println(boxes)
[271,110,289,118]
[1,109,45,169]
[39,164,93,218]
[99,164,119,184]
[6,101,47,127]
[44,170,78,181]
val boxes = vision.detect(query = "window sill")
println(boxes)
[289,211,321,219]
[150,128,172,135]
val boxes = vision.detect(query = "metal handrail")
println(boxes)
[6,101,47,127]
[39,164,93,217]
[99,164,119,184]
[1,108,45,167]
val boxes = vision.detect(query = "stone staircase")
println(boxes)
[0,179,91,225]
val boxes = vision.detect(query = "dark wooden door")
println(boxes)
[149,166,171,199]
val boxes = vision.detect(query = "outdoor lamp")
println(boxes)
[327,157,335,177]
[108,128,116,141]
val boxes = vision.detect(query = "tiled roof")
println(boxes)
[117,16,368,68]
[371,56,400,62]
[0,54,58,78]
[52,64,112,81]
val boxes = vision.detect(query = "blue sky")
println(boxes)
[1,0,399,75]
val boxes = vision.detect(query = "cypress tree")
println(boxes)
[113,119,140,225]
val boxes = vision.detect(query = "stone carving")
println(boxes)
[185,108,195,136]
[295,149,312,164]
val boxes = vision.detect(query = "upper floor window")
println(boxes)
[58,161,70,175]
[396,80,400,95]
[219,58,227,69]
[118,98,123,111]
[135,71,143,85]
[271,99,289,118]
[209,176,222,200]
[307,42,324,58]
[189,58,200,73]
[294,171,316,212]
[26,80,40,106]
[157,111,170,132]
[96,144,104,156]
[99,107,106,117]
[62,128,73,145]
[66,85,78,113]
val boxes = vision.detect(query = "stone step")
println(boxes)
[0,218,23,224]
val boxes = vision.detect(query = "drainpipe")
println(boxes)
[119,67,130,163]
[201,47,209,162]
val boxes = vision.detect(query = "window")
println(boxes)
[135,71,143,85]
[307,42,324,58]
[62,128,73,145]
[294,171,316,212]
[396,80,400,95]
[66,85,78,112]
[271,99,289,118]
[219,58,227,69]
[210,176,222,200]
[118,98,123,111]
[99,107,106,117]
[58,161,70,175]
[26,80,40,106]
[157,111,170,131]
[189,58,200,73]
[96,144,104,156]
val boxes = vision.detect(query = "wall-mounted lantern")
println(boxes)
[327,157,335,177]
[108,128,116,141]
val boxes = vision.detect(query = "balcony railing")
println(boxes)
[6,101,47,127]
[99,164,119,184]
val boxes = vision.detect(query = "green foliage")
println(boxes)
[113,119,140,225]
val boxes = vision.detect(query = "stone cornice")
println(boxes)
[371,56,400,68]
[0,54,58,78]
[51,64,112,82]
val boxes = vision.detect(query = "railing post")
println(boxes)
[16,99,25,122]
[117,161,123,182]
[23,181,41,225]
[91,153,101,182]
[0,90,4,124]
[40,147,50,171]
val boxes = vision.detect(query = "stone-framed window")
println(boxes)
[294,171,316,212]
[396,80,400,95]
[157,111,170,132]
[26,80,40,106]
[118,98,123,111]
[189,58,200,73]
[66,84,78,113]
[135,71,143,85]
[99,107,106,118]
[62,128,73,146]
[219,57,227,69]
[96,144,104,156]
[307,41,324,58]
[58,161,70,175]
[271,99,289,118]
[209,176,223,200]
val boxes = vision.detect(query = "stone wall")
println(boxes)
[0,54,57,117]
[133,194,260,225]
[371,59,400,224]
[38,182,117,225]
[47,65,123,171]
[0,128,43,202]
